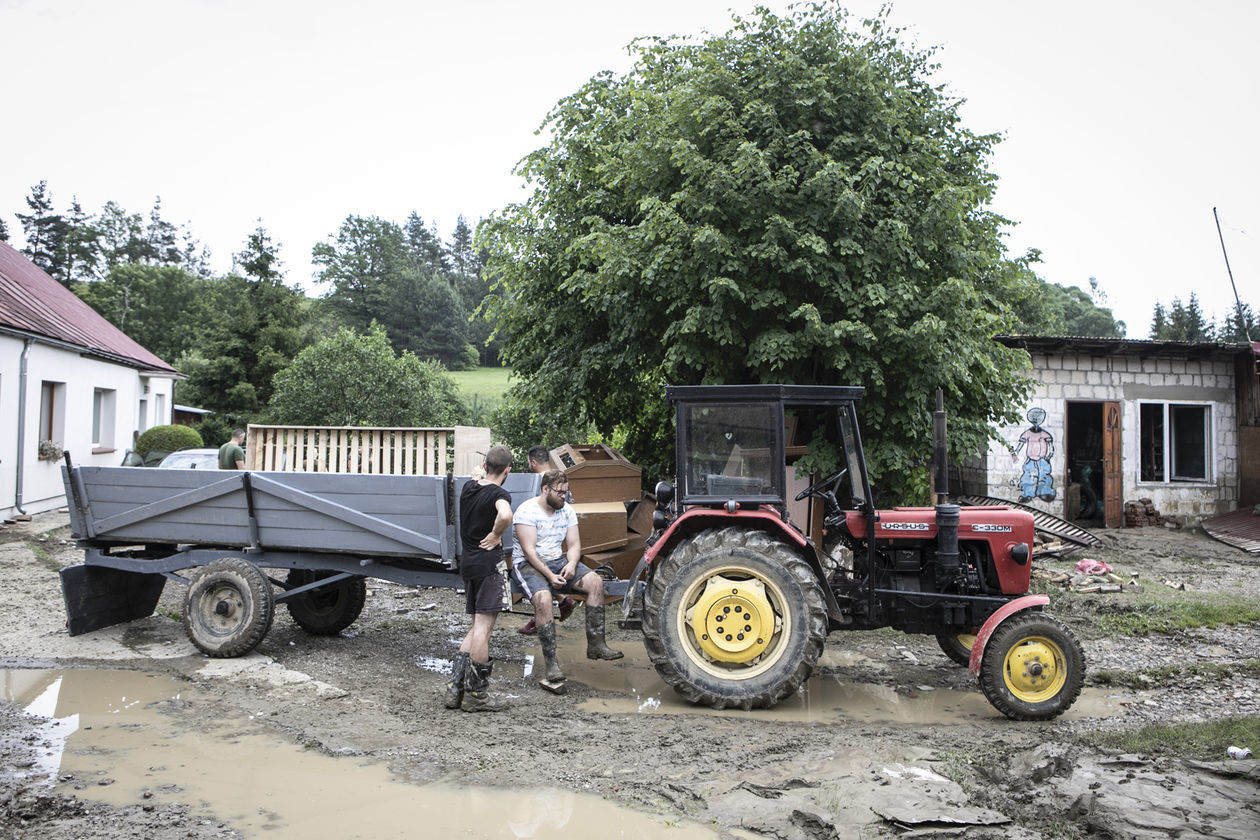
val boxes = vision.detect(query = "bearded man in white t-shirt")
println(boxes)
[512,469,623,692]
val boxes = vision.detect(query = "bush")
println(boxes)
[135,424,203,458]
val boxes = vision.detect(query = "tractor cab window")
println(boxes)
[836,404,867,507]
[680,402,782,502]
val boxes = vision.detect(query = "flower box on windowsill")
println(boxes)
[38,440,64,461]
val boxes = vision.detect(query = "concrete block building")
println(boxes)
[959,335,1259,528]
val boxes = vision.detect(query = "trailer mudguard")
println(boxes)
[967,593,1050,674]
[60,564,167,636]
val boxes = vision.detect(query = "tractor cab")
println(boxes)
[666,384,872,537]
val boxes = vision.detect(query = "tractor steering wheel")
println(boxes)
[794,468,848,502]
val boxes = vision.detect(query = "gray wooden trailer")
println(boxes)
[59,462,549,656]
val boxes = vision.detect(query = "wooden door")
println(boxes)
[1103,401,1123,528]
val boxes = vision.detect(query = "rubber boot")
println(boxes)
[444,650,469,709]
[585,605,624,661]
[461,659,506,712]
[537,622,567,693]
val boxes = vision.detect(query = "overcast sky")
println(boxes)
[3,0,1256,339]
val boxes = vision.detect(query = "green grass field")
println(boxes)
[450,367,514,404]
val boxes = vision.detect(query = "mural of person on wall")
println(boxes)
[1010,406,1056,502]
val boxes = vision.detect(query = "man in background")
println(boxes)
[218,429,246,470]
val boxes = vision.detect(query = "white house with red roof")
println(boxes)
[1,241,180,519]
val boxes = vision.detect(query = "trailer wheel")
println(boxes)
[284,570,367,635]
[936,632,976,667]
[979,612,1084,721]
[184,558,275,657]
[642,527,826,710]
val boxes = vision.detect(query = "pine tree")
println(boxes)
[449,215,474,284]
[235,221,284,285]
[57,197,101,285]
[145,197,181,266]
[0,216,9,242]
[16,181,68,280]
[1219,301,1257,343]
[404,212,448,274]
[96,201,149,269]
[1148,302,1168,339]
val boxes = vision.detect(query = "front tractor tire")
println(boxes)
[979,612,1085,721]
[642,527,827,710]
[184,558,275,657]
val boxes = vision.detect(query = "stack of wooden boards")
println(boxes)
[548,443,653,579]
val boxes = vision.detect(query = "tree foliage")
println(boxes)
[268,324,466,426]
[1008,261,1125,337]
[479,3,1031,494]
[1149,293,1213,341]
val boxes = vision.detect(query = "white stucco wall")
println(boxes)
[1,334,176,518]
[977,351,1238,525]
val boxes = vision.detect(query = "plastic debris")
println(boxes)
[1227,746,1252,759]
[1074,558,1113,575]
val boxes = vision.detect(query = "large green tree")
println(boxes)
[74,263,208,363]
[268,324,465,426]
[479,3,1031,493]
[1149,293,1213,341]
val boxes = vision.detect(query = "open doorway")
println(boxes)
[1066,402,1104,524]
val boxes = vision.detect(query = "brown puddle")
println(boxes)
[2,668,716,839]
[544,634,1124,723]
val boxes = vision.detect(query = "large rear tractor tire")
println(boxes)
[284,570,367,635]
[936,631,977,667]
[979,612,1085,721]
[642,527,827,710]
[184,558,275,657]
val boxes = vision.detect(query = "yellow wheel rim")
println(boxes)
[676,565,788,680]
[1002,635,1068,702]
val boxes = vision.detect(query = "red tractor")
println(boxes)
[622,384,1084,720]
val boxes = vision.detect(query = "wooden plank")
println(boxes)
[248,473,444,554]
[91,474,244,534]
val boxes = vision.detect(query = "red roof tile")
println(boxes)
[0,241,176,373]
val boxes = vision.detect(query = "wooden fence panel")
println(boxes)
[245,425,488,476]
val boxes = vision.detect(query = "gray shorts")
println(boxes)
[512,556,595,600]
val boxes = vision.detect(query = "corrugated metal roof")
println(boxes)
[997,334,1255,361]
[0,241,176,373]
[1202,509,1260,554]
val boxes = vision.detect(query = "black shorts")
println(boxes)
[464,559,510,615]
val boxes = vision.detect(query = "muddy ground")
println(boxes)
[2,510,1259,839]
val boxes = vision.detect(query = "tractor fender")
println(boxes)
[967,594,1050,674]
[644,508,843,620]
[644,508,809,566]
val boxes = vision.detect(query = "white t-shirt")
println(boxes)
[511,496,578,567]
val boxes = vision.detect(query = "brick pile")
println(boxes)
[1124,498,1163,527]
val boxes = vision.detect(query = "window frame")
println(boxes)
[1137,400,1212,485]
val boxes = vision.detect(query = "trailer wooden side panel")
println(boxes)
[66,466,451,560]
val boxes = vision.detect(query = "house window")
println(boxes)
[39,381,65,450]
[92,388,117,450]
[1139,402,1210,483]
[155,393,166,425]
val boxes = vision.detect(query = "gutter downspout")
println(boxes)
[14,338,31,515]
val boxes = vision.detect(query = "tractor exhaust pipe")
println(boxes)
[933,389,960,579]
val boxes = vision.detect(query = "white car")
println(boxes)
[156,448,222,469]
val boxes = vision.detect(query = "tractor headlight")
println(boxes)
[654,480,675,506]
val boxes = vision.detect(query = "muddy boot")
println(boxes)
[461,659,506,712]
[585,605,624,661]
[537,622,567,694]
[443,650,470,709]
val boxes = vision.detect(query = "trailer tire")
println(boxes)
[184,558,275,657]
[979,612,1085,721]
[285,570,367,635]
[642,527,826,710]
[936,631,976,667]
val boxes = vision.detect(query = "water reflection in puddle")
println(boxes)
[1,668,715,839]
[563,644,1122,723]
